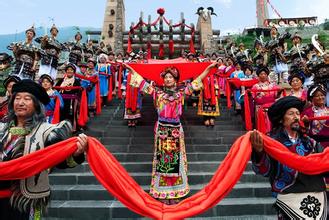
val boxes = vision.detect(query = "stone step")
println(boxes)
[53,161,254,173]
[44,197,276,220]
[99,136,240,146]
[103,144,234,153]
[49,171,268,186]
[50,182,271,201]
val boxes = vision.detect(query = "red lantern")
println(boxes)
[157,8,165,16]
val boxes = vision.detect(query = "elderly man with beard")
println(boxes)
[0,80,87,220]
[251,96,327,220]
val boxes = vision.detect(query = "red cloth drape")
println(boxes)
[108,75,113,102]
[0,133,329,217]
[117,65,123,99]
[202,74,216,105]
[51,96,61,124]
[256,106,267,133]
[0,133,329,218]
[78,89,88,127]
[243,88,283,131]
[74,74,102,115]
[53,86,88,126]
[226,79,259,109]
[125,73,139,112]
[128,62,217,85]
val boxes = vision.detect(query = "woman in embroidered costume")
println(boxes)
[302,84,329,149]
[251,96,327,220]
[96,54,111,106]
[81,59,98,117]
[197,60,221,126]
[251,66,281,133]
[0,80,87,220]
[39,74,64,123]
[55,63,81,131]
[287,73,307,101]
[229,62,245,113]
[124,62,219,205]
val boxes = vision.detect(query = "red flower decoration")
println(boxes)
[157,8,165,16]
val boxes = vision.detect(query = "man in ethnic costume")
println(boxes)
[0,53,13,96]
[36,24,63,80]
[0,79,87,220]
[251,96,327,219]
[8,26,41,80]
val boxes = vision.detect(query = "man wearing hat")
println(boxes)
[0,53,13,96]
[65,32,83,65]
[8,26,41,80]
[36,24,63,80]
[0,79,87,220]
[251,96,327,219]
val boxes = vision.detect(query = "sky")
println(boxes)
[0,0,328,35]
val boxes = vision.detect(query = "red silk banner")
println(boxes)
[243,88,283,131]
[128,62,217,85]
[0,133,329,218]
[53,86,88,126]
[226,78,259,109]
[51,96,61,124]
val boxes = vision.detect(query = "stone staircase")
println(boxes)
[45,97,276,220]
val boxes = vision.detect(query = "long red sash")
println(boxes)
[74,74,102,115]
[202,74,216,105]
[125,73,139,112]
[128,62,218,85]
[53,86,88,127]
[244,88,285,131]
[0,133,328,218]
[226,78,259,109]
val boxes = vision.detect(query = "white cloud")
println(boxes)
[214,0,232,8]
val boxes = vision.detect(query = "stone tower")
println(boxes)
[196,8,216,54]
[256,0,269,27]
[101,0,125,53]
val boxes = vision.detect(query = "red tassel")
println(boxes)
[107,75,113,102]
[125,73,138,112]
[51,97,61,124]
[226,80,232,109]
[147,42,152,60]
[168,39,174,56]
[244,91,252,131]
[78,89,88,127]
[96,79,102,115]
[158,43,164,59]
[127,36,132,54]
[257,106,267,134]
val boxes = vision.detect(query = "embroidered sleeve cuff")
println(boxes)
[129,73,144,88]
[191,77,203,91]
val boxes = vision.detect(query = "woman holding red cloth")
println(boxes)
[55,63,81,131]
[251,66,281,133]
[287,73,307,101]
[124,61,219,205]
[197,61,221,126]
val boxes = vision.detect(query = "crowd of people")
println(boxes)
[0,23,328,219]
